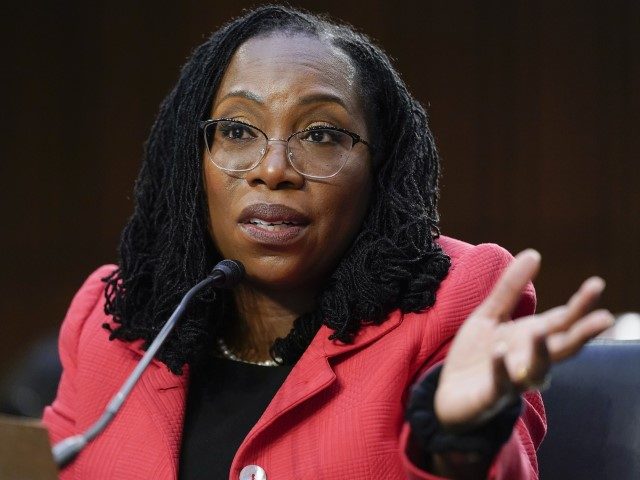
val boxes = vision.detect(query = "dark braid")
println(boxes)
[103,5,451,373]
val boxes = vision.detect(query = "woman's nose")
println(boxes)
[245,141,305,190]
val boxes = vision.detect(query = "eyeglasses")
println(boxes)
[200,118,370,179]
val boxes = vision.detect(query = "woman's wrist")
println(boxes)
[405,364,522,476]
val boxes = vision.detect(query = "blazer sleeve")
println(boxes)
[42,265,116,479]
[400,243,545,480]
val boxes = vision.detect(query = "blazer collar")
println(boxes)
[271,309,404,411]
[233,310,405,460]
[123,338,188,389]
[320,309,404,358]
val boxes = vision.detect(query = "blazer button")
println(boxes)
[239,465,267,480]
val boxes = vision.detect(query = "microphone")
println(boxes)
[51,259,245,469]
[209,259,245,288]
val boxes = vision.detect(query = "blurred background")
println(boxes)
[1,1,638,412]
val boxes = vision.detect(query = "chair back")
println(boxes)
[537,340,640,479]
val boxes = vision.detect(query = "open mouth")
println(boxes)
[238,203,310,245]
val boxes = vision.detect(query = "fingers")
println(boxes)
[492,341,512,394]
[551,277,606,331]
[526,327,551,385]
[506,328,551,392]
[492,330,549,391]
[547,309,615,361]
[476,343,521,421]
[509,276,610,384]
[478,249,541,320]
[535,276,612,362]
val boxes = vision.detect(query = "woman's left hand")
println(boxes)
[434,249,614,431]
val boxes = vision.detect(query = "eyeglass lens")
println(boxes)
[204,120,353,178]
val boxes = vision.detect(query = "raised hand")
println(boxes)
[434,249,614,431]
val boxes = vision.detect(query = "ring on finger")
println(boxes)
[515,364,530,383]
[515,364,551,391]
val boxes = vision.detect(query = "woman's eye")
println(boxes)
[302,129,335,143]
[219,123,255,140]
[228,127,246,139]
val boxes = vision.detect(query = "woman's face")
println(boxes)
[203,33,373,293]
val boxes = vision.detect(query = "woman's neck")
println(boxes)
[223,283,317,362]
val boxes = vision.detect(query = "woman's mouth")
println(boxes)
[238,203,310,246]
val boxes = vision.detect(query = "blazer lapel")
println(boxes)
[235,310,404,454]
[247,333,335,432]
[124,340,189,478]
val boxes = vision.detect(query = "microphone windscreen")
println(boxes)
[211,259,245,288]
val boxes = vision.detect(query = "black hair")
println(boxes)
[103,5,451,374]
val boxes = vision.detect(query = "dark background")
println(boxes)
[2,0,638,377]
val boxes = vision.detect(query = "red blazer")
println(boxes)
[43,236,545,479]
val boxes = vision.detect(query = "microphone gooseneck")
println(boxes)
[51,259,245,469]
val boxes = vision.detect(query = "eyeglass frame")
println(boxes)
[199,118,372,179]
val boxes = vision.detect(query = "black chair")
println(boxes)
[537,340,640,479]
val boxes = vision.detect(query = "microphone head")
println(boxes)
[211,259,245,288]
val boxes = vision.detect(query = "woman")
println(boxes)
[43,5,613,479]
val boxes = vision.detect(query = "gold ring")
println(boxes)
[515,364,551,391]
[515,364,530,383]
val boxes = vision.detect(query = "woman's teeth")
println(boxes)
[248,219,298,230]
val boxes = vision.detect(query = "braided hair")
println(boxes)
[103,5,451,374]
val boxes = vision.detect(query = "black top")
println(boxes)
[178,355,292,480]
